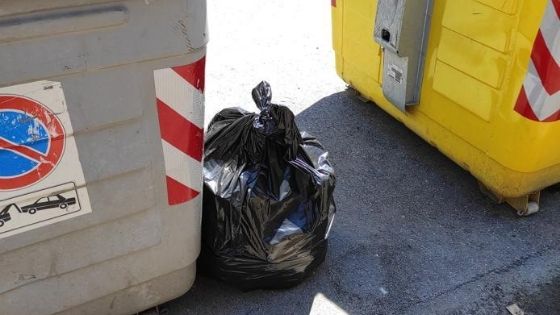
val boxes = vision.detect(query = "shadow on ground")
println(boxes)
[164,89,560,315]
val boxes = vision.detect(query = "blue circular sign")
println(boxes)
[0,110,50,178]
[0,95,65,190]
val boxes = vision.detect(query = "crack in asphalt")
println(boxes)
[398,245,556,313]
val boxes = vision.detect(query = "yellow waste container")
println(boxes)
[331,0,560,215]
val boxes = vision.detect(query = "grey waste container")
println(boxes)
[0,1,207,314]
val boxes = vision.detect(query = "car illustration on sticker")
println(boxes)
[20,194,77,214]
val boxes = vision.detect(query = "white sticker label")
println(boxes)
[0,80,91,239]
[388,64,404,84]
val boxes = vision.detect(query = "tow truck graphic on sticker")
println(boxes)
[0,204,15,227]
[0,192,78,226]
[0,182,82,231]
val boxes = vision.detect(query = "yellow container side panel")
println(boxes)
[493,0,560,172]
[332,0,560,197]
[341,0,383,85]
[441,0,518,53]
[332,0,344,75]
[477,0,520,14]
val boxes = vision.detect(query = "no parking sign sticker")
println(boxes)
[0,80,91,239]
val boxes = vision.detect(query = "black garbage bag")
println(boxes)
[200,81,336,290]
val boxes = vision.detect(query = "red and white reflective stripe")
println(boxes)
[154,57,205,205]
[515,0,560,122]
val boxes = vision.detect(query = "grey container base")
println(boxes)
[57,263,196,315]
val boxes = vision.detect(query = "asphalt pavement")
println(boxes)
[164,1,560,314]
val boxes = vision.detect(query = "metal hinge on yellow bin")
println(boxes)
[374,0,434,111]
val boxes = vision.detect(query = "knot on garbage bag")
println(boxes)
[205,81,302,164]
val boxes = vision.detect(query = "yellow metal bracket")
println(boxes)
[479,182,540,216]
